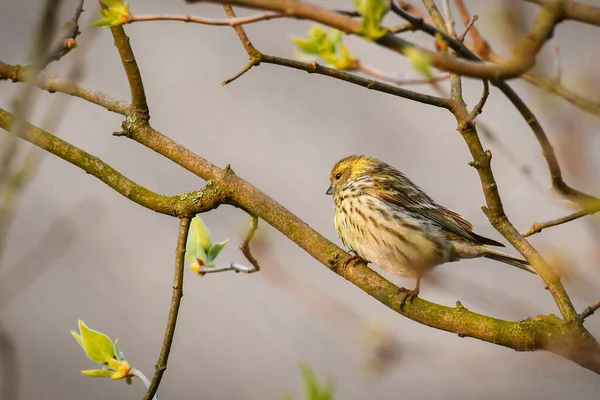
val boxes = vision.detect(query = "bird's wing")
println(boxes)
[364,170,479,243]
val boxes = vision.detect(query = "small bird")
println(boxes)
[326,155,534,305]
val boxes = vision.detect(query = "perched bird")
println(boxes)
[326,155,534,304]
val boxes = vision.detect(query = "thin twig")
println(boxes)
[357,63,450,86]
[459,15,477,42]
[129,368,158,400]
[144,217,190,400]
[128,12,283,26]
[461,78,489,127]
[522,209,599,237]
[197,263,257,274]
[240,215,261,272]
[579,301,600,322]
[221,56,260,86]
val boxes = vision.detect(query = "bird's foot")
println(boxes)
[342,254,367,274]
[398,286,420,309]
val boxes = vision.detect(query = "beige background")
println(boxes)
[1,0,600,399]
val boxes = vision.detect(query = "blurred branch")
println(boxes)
[524,0,600,27]
[522,208,599,237]
[240,214,261,272]
[127,12,283,26]
[454,0,600,117]
[144,217,190,400]
[0,0,61,188]
[0,324,18,400]
[0,109,225,217]
[0,61,129,115]
[190,0,564,80]
[44,0,84,65]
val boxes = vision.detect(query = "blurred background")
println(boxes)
[1,0,600,399]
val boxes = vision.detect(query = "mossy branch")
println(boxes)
[0,108,225,217]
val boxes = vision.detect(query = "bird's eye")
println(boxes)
[334,172,342,180]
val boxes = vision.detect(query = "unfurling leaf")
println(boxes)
[291,26,357,71]
[94,0,130,27]
[81,369,115,378]
[207,239,229,262]
[187,215,213,257]
[405,47,433,80]
[353,0,391,40]
[77,320,116,364]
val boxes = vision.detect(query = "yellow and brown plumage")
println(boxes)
[326,155,534,303]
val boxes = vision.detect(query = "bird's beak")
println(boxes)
[326,184,333,195]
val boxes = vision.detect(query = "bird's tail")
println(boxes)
[481,247,536,274]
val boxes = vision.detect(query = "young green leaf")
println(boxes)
[300,364,335,400]
[292,26,357,71]
[405,47,433,79]
[187,215,213,256]
[94,0,130,27]
[77,320,116,364]
[71,330,84,349]
[353,0,390,40]
[207,239,229,262]
[81,369,115,378]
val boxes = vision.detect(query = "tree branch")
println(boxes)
[393,2,600,211]
[524,0,600,27]
[4,4,590,375]
[144,217,190,400]
[0,109,224,217]
[0,61,130,115]
[454,0,600,118]
[109,26,149,121]
[127,12,284,27]
[580,301,600,322]
[190,0,563,80]
[522,208,599,237]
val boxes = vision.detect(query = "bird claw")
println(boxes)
[344,254,366,269]
[398,287,420,309]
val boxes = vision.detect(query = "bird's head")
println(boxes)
[326,155,380,196]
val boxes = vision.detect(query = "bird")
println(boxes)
[325,155,534,305]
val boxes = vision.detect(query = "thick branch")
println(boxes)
[0,109,223,217]
[524,0,600,27]
[190,0,562,80]
[144,217,190,400]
